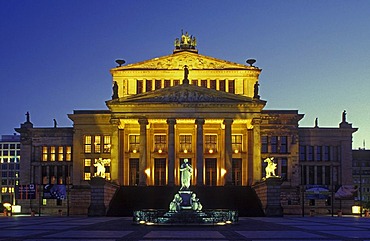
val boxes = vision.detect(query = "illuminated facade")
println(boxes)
[16,34,357,215]
[0,135,20,205]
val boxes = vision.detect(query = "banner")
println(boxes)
[15,184,36,200]
[43,184,66,200]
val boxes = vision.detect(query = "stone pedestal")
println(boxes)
[88,177,119,217]
[179,190,192,209]
[253,177,283,217]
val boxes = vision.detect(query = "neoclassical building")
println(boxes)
[16,33,357,216]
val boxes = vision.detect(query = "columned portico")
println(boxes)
[138,118,148,186]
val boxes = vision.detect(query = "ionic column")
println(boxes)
[167,118,176,186]
[195,119,205,186]
[138,118,148,186]
[224,119,233,185]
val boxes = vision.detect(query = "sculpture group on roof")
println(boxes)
[175,30,197,50]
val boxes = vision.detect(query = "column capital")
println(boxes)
[138,118,149,125]
[195,118,205,126]
[223,119,234,125]
[166,118,177,125]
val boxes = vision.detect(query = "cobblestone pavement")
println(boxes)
[0,215,370,240]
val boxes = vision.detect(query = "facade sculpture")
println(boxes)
[94,158,110,178]
[264,157,277,179]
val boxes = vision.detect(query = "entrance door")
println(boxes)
[205,158,217,186]
[232,158,242,186]
[129,158,139,186]
[154,158,166,186]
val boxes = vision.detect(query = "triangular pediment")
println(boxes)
[112,51,255,70]
[108,83,258,104]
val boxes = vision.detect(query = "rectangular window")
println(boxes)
[84,159,92,180]
[201,79,207,87]
[129,135,140,153]
[129,158,139,186]
[307,146,314,161]
[164,79,171,88]
[84,135,92,153]
[299,146,306,161]
[232,135,242,153]
[58,146,64,161]
[173,80,180,86]
[50,146,56,161]
[271,136,278,153]
[325,166,331,185]
[280,136,288,153]
[103,136,111,153]
[205,158,217,186]
[228,80,235,94]
[324,146,330,161]
[154,158,166,186]
[179,134,192,153]
[155,79,161,90]
[316,146,322,161]
[232,158,242,186]
[219,80,226,91]
[317,166,323,185]
[308,166,314,184]
[146,79,152,92]
[205,134,217,153]
[94,135,101,153]
[280,158,288,181]
[210,80,216,89]
[261,136,268,153]
[42,146,48,161]
[137,80,143,94]
[154,134,166,152]
[191,80,198,86]
[66,146,72,161]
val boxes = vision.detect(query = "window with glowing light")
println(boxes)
[179,135,192,153]
[129,135,140,152]
[232,135,242,153]
[42,146,48,161]
[103,136,111,153]
[94,135,101,153]
[205,134,217,153]
[154,134,166,153]
[58,146,64,161]
[84,135,92,153]
[50,146,56,161]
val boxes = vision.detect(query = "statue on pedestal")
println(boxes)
[264,157,277,179]
[180,158,192,190]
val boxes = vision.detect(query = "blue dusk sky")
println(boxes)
[1,1,369,149]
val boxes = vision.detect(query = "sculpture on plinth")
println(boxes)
[264,157,278,179]
[180,158,192,190]
[169,194,183,212]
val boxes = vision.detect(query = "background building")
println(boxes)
[0,134,20,206]
[353,149,370,208]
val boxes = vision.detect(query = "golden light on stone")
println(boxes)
[183,149,188,153]
[158,149,163,153]
[221,168,227,177]
[145,168,150,177]
[132,149,137,153]
[209,149,213,154]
